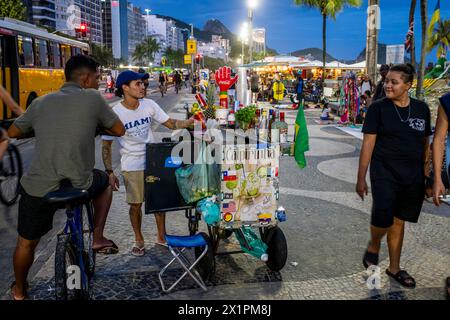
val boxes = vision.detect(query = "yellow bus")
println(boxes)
[0,17,89,120]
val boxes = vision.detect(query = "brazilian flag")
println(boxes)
[427,0,441,41]
[293,106,309,168]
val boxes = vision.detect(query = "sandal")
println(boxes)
[94,240,119,255]
[386,269,416,288]
[362,243,379,269]
[10,281,28,301]
[131,244,145,257]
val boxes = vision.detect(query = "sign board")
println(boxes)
[184,54,192,65]
[386,45,405,65]
[161,56,167,66]
[187,39,197,54]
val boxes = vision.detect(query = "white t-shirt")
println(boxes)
[103,99,170,171]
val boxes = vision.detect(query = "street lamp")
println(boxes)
[240,22,248,64]
[247,0,258,64]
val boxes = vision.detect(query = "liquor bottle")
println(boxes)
[227,109,235,129]
[271,112,289,154]
[258,109,268,142]
[268,109,276,142]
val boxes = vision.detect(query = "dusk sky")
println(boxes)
[134,0,449,63]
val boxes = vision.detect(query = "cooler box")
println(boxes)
[144,141,194,214]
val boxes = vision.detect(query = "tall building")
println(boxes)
[127,3,146,62]
[22,0,57,29]
[143,14,185,66]
[253,28,266,55]
[101,0,111,48]
[55,0,75,37]
[74,0,103,44]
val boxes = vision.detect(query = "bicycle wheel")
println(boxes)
[82,202,96,277]
[0,144,23,206]
[55,234,82,300]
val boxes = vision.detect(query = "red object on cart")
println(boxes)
[195,93,207,108]
[193,110,207,130]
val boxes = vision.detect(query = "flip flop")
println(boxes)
[10,281,28,301]
[386,269,416,289]
[131,244,145,257]
[94,240,119,255]
[155,242,168,248]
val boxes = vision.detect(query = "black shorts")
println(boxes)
[18,169,109,240]
[370,178,425,228]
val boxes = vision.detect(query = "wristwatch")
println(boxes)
[105,169,114,175]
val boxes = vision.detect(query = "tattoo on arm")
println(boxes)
[102,140,113,171]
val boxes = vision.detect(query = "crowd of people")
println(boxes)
[0,55,448,300]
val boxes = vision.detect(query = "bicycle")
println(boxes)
[0,124,23,206]
[44,179,96,300]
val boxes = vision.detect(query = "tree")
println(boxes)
[203,56,226,71]
[0,0,26,21]
[409,0,417,67]
[294,0,362,85]
[132,37,161,66]
[91,44,113,67]
[416,0,428,101]
[427,19,450,58]
[164,47,184,68]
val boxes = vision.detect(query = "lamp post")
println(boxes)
[189,23,195,79]
[247,0,258,65]
[240,22,248,65]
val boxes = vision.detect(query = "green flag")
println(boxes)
[293,106,309,168]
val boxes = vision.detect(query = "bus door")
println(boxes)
[0,32,19,120]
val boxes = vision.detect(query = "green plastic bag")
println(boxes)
[175,142,220,204]
[234,226,268,261]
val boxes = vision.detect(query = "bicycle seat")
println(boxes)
[43,179,89,206]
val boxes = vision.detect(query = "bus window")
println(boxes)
[35,38,49,67]
[71,47,82,56]
[52,43,62,68]
[60,44,71,66]
[18,35,34,67]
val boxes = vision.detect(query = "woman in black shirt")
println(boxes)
[357,64,431,288]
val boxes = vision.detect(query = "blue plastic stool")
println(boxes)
[158,233,209,293]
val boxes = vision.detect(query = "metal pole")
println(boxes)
[366,0,379,83]
[189,23,194,81]
[248,8,253,64]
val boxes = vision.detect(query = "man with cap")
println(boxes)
[102,70,194,257]
[373,64,390,101]
[8,54,125,300]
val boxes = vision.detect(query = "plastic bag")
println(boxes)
[196,196,220,226]
[234,226,268,261]
[175,142,220,204]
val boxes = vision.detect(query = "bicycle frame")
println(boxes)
[62,202,94,292]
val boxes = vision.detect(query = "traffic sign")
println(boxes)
[161,56,167,66]
[184,55,192,65]
[187,39,197,54]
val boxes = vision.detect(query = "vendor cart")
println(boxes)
[144,132,288,281]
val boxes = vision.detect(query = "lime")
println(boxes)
[226,180,238,190]
[257,167,267,178]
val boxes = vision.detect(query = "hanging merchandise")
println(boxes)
[339,72,360,124]
[272,80,285,102]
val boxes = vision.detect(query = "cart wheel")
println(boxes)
[194,232,216,281]
[263,226,287,272]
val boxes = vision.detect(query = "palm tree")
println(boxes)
[91,44,113,67]
[0,0,26,20]
[132,37,161,65]
[409,0,417,67]
[416,0,428,101]
[427,19,450,57]
[294,0,362,85]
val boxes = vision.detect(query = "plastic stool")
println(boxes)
[158,233,209,293]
